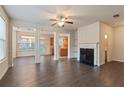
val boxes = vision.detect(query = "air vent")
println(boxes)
[113,14,120,18]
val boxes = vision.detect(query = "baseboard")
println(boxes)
[70,57,77,59]
[108,60,114,62]
[9,64,14,68]
[111,60,124,63]
[0,58,9,80]
[59,56,67,58]
[0,66,8,80]
[16,54,52,58]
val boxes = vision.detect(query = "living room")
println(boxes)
[0,5,124,87]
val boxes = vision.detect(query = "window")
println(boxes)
[17,35,35,51]
[59,38,63,46]
[0,17,6,60]
[39,39,45,55]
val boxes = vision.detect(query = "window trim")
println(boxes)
[0,57,7,63]
[0,16,7,61]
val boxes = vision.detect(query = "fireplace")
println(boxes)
[80,48,94,66]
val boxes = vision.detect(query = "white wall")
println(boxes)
[44,37,51,55]
[100,23,113,65]
[77,21,113,66]
[8,21,13,67]
[12,29,16,58]
[0,6,10,79]
[74,30,78,58]
[0,58,8,79]
[77,22,100,62]
[78,22,100,44]
[70,30,76,58]
[113,26,124,62]
[16,51,35,57]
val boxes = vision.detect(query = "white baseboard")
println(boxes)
[0,58,9,80]
[112,59,124,62]
[0,66,8,80]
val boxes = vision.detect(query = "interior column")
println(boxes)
[8,22,13,67]
[54,32,59,60]
[35,29,40,63]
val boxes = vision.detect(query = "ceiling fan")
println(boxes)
[50,16,74,27]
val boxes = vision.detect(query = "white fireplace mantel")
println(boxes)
[77,42,100,66]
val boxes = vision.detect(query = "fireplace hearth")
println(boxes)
[80,48,94,66]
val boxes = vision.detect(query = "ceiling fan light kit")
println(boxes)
[50,16,74,27]
[58,21,64,27]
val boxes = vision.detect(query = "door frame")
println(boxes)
[59,34,70,59]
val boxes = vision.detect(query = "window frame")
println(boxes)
[0,16,7,61]
[17,35,35,52]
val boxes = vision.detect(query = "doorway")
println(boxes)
[39,32,54,62]
[58,34,70,59]
[59,36,68,58]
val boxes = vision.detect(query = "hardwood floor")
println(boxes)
[0,56,124,87]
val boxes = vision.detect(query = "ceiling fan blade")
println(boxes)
[50,19,58,21]
[51,22,57,26]
[65,21,73,24]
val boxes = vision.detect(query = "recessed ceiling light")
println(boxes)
[113,14,120,18]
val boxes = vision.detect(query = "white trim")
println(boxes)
[54,32,59,60]
[78,43,100,66]
[68,34,71,59]
[0,66,8,80]
[0,57,8,80]
[0,16,7,62]
[112,59,124,63]
[35,29,40,63]
[0,57,7,64]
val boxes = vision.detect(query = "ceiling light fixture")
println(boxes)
[58,21,64,26]
[61,18,65,22]
[58,17,66,27]
[50,16,73,27]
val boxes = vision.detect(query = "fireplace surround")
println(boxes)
[78,43,99,66]
[80,48,94,66]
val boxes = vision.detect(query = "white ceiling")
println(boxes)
[3,5,124,29]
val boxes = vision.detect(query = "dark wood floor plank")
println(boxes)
[0,56,124,87]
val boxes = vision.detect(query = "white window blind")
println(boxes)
[0,17,6,60]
